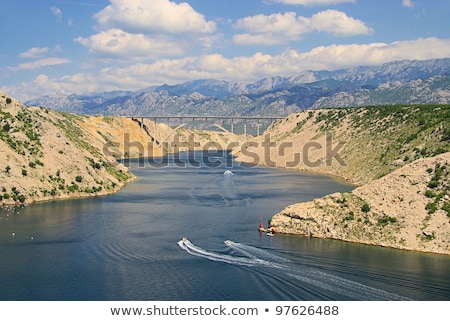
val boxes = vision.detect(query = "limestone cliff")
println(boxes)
[234,105,450,254]
[270,152,450,254]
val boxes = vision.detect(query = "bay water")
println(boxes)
[1,152,449,300]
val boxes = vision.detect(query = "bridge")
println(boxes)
[129,115,286,137]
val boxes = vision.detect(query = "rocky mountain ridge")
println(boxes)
[26,58,450,117]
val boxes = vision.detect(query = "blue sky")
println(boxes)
[1,0,449,101]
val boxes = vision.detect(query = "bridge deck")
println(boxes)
[128,115,286,120]
[128,115,287,136]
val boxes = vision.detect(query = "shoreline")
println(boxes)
[0,182,134,207]
[266,153,450,256]
[3,148,448,256]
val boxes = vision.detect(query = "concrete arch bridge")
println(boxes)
[129,115,286,143]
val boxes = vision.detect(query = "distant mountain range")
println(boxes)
[26,58,450,117]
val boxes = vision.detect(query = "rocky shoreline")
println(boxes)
[233,107,450,255]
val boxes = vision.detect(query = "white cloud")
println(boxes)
[19,45,63,59]
[5,37,450,101]
[402,0,414,8]
[75,0,217,62]
[93,0,216,34]
[19,47,49,59]
[233,10,373,45]
[269,0,356,6]
[8,57,71,71]
[75,29,185,61]
[50,6,63,22]
[309,9,373,36]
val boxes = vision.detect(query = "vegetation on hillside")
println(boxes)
[272,104,450,184]
[264,104,450,254]
[0,94,134,205]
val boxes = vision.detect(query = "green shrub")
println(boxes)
[426,202,438,214]
[442,202,450,217]
[344,211,355,221]
[377,215,397,226]
[68,184,79,192]
[2,122,10,132]
[361,202,371,213]
[427,180,439,188]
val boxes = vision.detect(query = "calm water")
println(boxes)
[0,152,449,301]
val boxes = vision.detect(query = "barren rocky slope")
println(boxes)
[0,93,135,205]
[0,92,244,206]
[270,153,450,254]
[233,105,450,254]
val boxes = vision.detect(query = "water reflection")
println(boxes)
[0,153,449,300]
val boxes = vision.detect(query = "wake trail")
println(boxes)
[178,238,411,301]
[226,240,291,263]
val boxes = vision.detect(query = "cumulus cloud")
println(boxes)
[233,10,373,45]
[93,0,216,34]
[5,37,450,101]
[75,0,217,62]
[75,29,185,61]
[309,9,373,36]
[269,0,356,6]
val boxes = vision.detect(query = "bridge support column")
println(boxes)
[244,119,247,139]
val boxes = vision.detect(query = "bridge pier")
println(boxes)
[243,118,247,138]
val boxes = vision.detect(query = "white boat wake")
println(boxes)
[178,237,411,301]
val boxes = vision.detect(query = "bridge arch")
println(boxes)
[130,115,285,139]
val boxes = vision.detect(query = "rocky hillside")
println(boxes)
[234,104,450,185]
[0,92,244,206]
[233,105,450,254]
[0,92,136,205]
[270,153,450,255]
